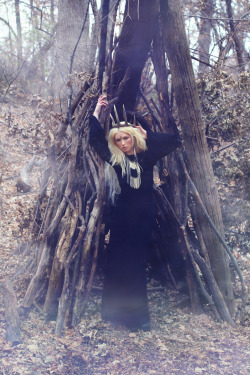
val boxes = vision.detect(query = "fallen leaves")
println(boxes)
[0,289,249,375]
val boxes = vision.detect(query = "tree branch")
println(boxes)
[67,0,91,126]
[0,17,18,39]
[179,153,247,299]
[185,13,250,23]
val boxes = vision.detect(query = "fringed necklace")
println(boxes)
[124,149,143,189]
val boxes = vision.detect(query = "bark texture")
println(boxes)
[152,23,201,313]
[197,0,214,74]
[161,0,235,315]
[15,0,23,66]
[0,279,21,344]
[109,0,159,111]
[225,0,245,71]
[53,0,91,97]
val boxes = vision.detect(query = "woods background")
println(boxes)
[0,0,249,347]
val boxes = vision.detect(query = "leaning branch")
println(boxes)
[0,17,18,39]
[185,12,250,23]
[0,278,22,345]
[67,0,91,126]
[155,186,231,323]
[139,87,163,131]
[16,155,37,193]
[179,153,247,298]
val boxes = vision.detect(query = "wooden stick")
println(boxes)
[0,279,22,345]
[179,153,247,299]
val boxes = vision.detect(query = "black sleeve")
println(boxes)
[146,130,181,165]
[89,115,111,162]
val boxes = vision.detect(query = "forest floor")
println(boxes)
[0,93,249,375]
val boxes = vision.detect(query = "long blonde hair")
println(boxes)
[108,125,147,175]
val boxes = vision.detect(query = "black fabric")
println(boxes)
[89,115,181,329]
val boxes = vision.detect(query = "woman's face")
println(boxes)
[114,131,134,155]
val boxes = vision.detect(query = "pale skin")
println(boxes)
[93,95,147,156]
[114,131,134,155]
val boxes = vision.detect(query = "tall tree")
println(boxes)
[151,18,202,313]
[225,0,245,71]
[53,0,91,100]
[109,0,159,111]
[160,0,235,314]
[51,0,55,23]
[14,0,23,67]
[97,0,110,91]
[197,0,214,74]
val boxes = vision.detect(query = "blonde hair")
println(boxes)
[108,124,147,175]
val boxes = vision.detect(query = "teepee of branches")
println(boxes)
[18,0,246,337]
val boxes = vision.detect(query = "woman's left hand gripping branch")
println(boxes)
[135,125,147,139]
[93,95,108,119]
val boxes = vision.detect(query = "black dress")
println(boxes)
[89,115,181,329]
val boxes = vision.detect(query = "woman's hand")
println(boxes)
[93,95,108,119]
[135,125,147,139]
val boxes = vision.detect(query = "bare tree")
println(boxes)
[14,0,23,67]
[53,0,92,100]
[197,0,214,73]
[160,0,235,315]
[225,0,246,71]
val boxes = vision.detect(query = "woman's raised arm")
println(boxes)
[89,96,111,162]
[89,116,111,163]
[146,131,181,165]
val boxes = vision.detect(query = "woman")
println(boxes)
[89,95,181,331]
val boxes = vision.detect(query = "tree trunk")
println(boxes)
[152,21,201,313]
[51,0,55,23]
[15,0,23,67]
[197,0,214,74]
[109,0,159,112]
[225,0,245,72]
[53,0,91,99]
[44,202,79,320]
[0,279,22,345]
[152,18,170,127]
[161,0,235,315]
[97,0,110,91]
